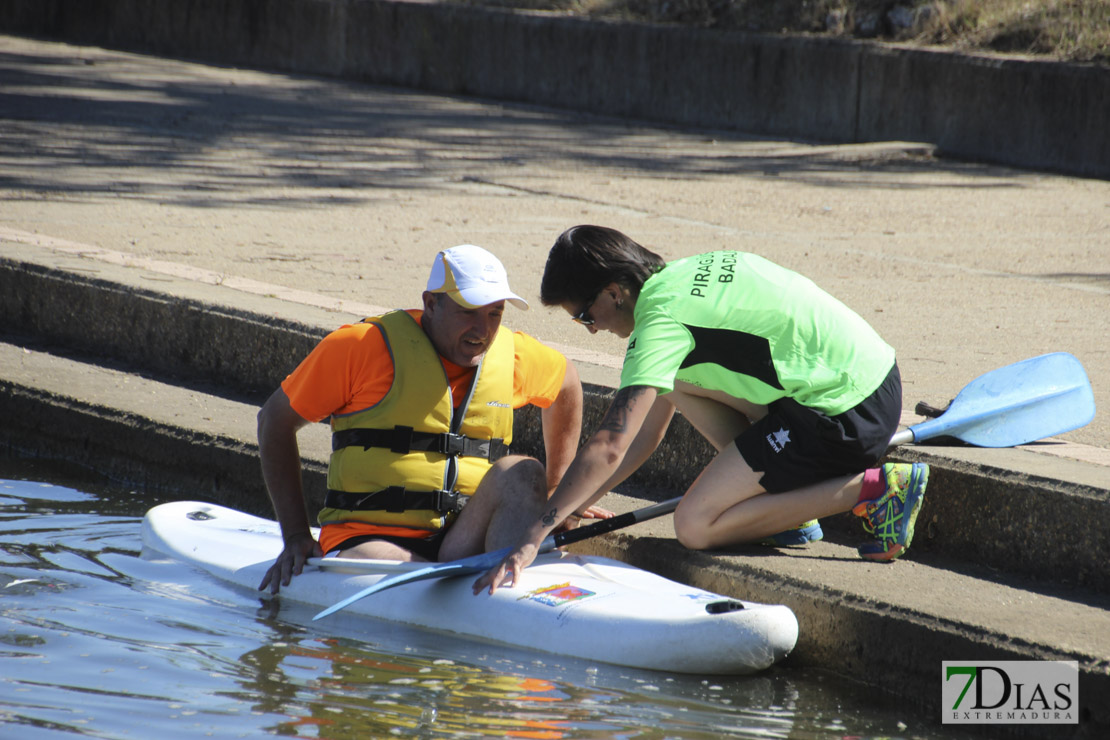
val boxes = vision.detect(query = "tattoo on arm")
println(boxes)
[541,507,558,527]
[599,386,651,434]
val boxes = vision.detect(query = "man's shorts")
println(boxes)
[324,529,445,561]
[734,362,902,493]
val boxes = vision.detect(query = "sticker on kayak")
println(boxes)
[519,581,596,607]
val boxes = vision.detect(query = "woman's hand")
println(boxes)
[472,541,540,596]
[579,504,615,520]
[554,504,615,534]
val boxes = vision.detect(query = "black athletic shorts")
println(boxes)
[734,362,902,493]
[327,531,445,561]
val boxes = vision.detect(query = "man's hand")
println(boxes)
[259,532,323,595]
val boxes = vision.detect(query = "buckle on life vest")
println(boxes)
[331,427,508,461]
[434,489,467,512]
[438,433,508,461]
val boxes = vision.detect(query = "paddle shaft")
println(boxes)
[539,496,683,552]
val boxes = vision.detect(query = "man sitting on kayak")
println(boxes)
[258,244,598,594]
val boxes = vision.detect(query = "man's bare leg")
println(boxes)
[334,539,428,562]
[437,455,547,561]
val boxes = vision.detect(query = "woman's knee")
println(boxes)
[672,506,713,551]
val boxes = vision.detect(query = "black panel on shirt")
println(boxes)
[678,325,784,390]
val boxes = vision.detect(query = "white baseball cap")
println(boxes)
[426,245,529,310]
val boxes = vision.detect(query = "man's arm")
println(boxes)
[257,387,320,594]
[539,359,583,495]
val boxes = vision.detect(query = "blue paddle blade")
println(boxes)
[908,353,1095,447]
[312,546,512,620]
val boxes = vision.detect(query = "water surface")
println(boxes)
[0,463,960,739]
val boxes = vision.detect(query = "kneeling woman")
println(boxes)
[475,225,929,594]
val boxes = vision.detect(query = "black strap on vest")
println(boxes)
[332,425,508,461]
[325,486,470,514]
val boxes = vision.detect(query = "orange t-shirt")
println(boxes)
[282,310,568,422]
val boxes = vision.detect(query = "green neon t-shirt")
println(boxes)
[620,251,895,416]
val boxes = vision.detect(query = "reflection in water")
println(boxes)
[233,623,786,739]
[0,467,960,738]
[240,632,578,738]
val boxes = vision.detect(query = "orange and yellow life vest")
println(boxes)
[317,309,515,532]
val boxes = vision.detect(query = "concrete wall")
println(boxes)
[1,0,1107,179]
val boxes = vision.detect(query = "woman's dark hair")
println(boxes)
[540,225,666,307]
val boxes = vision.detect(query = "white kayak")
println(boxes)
[141,501,799,674]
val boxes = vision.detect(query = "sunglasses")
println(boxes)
[571,293,599,326]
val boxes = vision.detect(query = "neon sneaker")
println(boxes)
[759,520,823,547]
[852,462,929,562]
